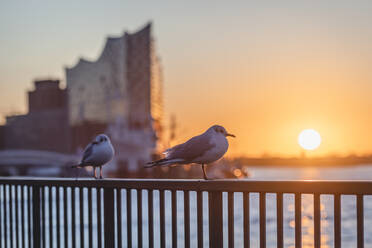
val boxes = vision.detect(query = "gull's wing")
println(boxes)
[81,143,95,163]
[166,133,215,162]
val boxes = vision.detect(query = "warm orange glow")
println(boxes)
[1,2,372,158]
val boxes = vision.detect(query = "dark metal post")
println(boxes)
[228,192,234,248]
[357,195,364,248]
[160,190,166,248]
[184,190,190,248]
[148,189,153,248]
[314,193,321,248]
[334,194,341,248]
[208,191,223,248]
[243,192,250,248]
[259,192,266,248]
[295,193,302,248]
[197,191,203,248]
[104,187,115,248]
[277,193,283,248]
[32,186,41,248]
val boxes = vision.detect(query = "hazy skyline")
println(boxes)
[1,1,372,157]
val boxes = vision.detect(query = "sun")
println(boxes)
[298,129,321,150]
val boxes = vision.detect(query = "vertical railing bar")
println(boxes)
[126,189,132,248]
[148,189,154,248]
[21,185,25,248]
[15,185,19,248]
[243,192,250,248]
[32,186,41,248]
[103,187,115,248]
[56,187,60,248]
[21,185,30,248]
[97,188,102,248]
[357,194,364,248]
[116,188,122,248]
[88,187,93,248]
[295,193,302,248]
[21,185,26,248]
[42,186,46,248]
[49,187,53,248]
[4,185,8,248]
[334,194,341,248]
[184,190,190,248]
[138,189,143,248]
[39,186,42,248]
[228,192,234,248]
[79,187,84,248]
[1,185,5,248]
[209,191,223,248]
[160,190,166,248]
[259,192,266,248]
[196,191,203,248]
[172,190,178,248]
[314,193,321,248]
[0,185,2,248]
[10,185,13,248]
[63,187,68,248]
[28,186,32,248]
[0,185,3,248]
[71,187,76,248]
[277,193,283,248]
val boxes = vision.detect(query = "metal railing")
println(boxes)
[0,178,371,248]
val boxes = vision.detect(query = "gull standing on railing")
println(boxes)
[146,125,235,180]
[72,134,115,179]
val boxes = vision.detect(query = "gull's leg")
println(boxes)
[75,167,79,181]
[202,164,209,180]
[100,166,103,179]
[94,167,97,179]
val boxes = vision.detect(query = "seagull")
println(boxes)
[146,125,235,180]
[72,134,115,179]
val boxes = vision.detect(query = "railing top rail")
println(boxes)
[1,177,372,194]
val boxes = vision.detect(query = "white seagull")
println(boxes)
[146,125,235,180]
[72,134,115,179]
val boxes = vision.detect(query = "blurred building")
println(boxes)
[0,22,164,176]
[66,22,163,173]
[0,79,70,153]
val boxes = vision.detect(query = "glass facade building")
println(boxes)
[66,23,163,172]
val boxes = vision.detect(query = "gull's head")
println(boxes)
[93,134,111,144]
[209,125,235,138]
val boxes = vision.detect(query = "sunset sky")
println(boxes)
[1,1,372,157]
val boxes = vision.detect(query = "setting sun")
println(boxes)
[298,129,322,151]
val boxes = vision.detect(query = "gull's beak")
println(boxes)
[226,133,236,138]
[92,141,99,145]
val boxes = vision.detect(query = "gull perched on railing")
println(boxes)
[72,134,115,179]
[146,125,235,180]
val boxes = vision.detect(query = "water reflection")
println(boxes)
[246,165,372,248]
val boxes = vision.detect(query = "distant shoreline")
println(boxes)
[233,156,372,167]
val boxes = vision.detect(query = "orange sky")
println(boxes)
[1,1,372,157]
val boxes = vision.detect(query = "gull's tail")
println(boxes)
[145,158,184,168]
